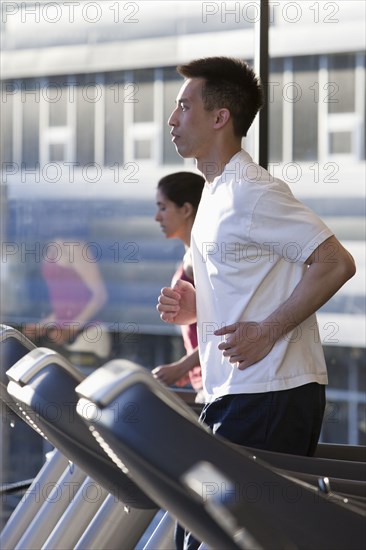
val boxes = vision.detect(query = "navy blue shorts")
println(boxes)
[199,382,326,456]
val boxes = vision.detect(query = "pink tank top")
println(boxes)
[172,264,202,391]
[42,262,91,324]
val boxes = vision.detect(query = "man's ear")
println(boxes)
[213,108,231,129]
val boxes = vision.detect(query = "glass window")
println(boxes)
[132,69,154,123]
[0,81,13,164]
[358,404,366,445]
[320,400,348,444]
[328,54,355,114]
[329,131,352,154]
[292,56,318,161]
[163,67,184,165]
[75,74,95,165]
[323,346,349,390]
[357,348,366,390]
[268,58,283,162]
[134,139,152,159]
[22,78,40,169]
[364,54,366,162]
[104,72,124,166]
[48,76,68,127]
[49,143,66,162]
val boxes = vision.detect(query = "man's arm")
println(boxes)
[157,279,197,325]
[215,235,356,369]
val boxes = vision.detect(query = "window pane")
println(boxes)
[293,56,318,161]
[321,400,348,444]
[0,81,13,164]
[104,72,124,166]
[163,67,184,165]
[22,79,40,169]
[133,69,154,123]
[328,54,355,114]
[48,76,68,126]
[268,59,283,163]
[329,131,352,154]
[323,346,349,390]
[358,404,366,445]
[134,139,152,159]
[75,74,95,165]
[49,143,66,162]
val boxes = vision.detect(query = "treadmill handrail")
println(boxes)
[6,347,84,385]
[75,359,202,425]
[0,324,35,349]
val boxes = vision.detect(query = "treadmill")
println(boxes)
[74,358,366,550]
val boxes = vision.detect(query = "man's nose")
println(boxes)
[168,108,178,127]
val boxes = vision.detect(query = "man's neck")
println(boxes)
[196,145,242,183]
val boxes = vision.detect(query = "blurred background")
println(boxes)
[0,0,365,527]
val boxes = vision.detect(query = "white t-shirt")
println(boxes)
[191,150,333,402]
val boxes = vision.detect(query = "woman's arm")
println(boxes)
[152,348,200,385]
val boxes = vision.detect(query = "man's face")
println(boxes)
[168,78,216,160]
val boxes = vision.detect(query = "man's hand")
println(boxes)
[214,235,356,370]
[215,321,275,370]
[157,279,197,325]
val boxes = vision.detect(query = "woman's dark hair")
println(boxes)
[177,56,264,137]
[157,172,205,211]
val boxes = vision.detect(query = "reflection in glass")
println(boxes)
[48,76,68,127]
[133,69,154,123]
[163,68,184,165]
[22,79,40,169]
[49,143,66,163]
[104,72,124,166]
[0,83,13,164]
[268,59,283,162]
[328,54,355,114]
[358,404,366,445]
[321,400,348,444]
[329,131,352,154]
[134,139,152,160]
[293,56,318,161]
[75,74,95,166]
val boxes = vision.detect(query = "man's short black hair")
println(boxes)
[177,56,264,137]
